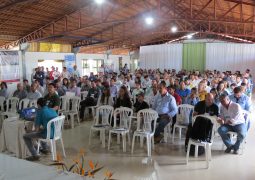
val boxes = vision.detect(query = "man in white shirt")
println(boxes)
[61,67,70,79]
[217,94,246,155]
[72,65,80,78]
[53,67,61,80]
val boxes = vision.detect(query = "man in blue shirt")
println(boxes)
[229,86,251,130]
[152,81,178,143]
[23,98,58,161]
[176,81,191,103]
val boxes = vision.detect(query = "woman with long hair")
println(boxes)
[0,82,8,98]
[99,87,114,106]
[62,78,69,91]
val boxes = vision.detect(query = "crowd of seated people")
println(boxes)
[0,65,253,159]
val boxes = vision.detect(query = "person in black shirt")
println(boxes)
[80,81,101,120]
[44,83,60,111]
[185,93,218,148]
[193,93,219,117]
[133,92,149,113]
[114,86,132,109]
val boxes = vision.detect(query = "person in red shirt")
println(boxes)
[168,85,182,133]
[168,85,182,105]
[49,66,55,81]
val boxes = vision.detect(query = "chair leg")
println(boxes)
[122,133,126,153]
[70,115,74,129]
[131,135,136,154]
[147,135,151,157]
[164,127,168,143]
[172,126,176,143]
[50,140,55,161]
[60,138,66,158]
[195,145,199,158]
[108,132,111,150]
[127,132,131,146]
[151,136,155,150]
[205,144,209,169]
[102,130,105,148]
[37,140,41,154]
[140,136,143,148]
[208,145,212,161]
[179,128,182,140]
[186,141,191,164]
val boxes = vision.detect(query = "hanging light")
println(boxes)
[187,34,193,39]
[145,17,154,25]
[171,26,178,33]
[95,0,105,5]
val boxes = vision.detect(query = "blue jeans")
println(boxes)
[154,115,170,137]
[23,131,48,156]
[218,123,247,151]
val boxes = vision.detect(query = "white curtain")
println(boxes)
[206,43,255,77]
[139,44,183,71]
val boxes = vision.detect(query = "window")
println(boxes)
[82,59,103,76]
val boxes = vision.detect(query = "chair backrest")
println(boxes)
[191,115,216,142]
[136,109,158,134]
[113,107,133,129]
[29,99,38,108]
[59,96,68,111]
[69,96,81,112]
[66,92,75,97]
[6,97,19,113]
[80,91,88,101]
[18,98,30,110]
[0,96,5,112]
[94,105,114,126]
[176,104,194,125]
[46,115,65,140]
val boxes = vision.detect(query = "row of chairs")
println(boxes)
[88,105,159,159]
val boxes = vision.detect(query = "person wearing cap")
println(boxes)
[133,92,149,113]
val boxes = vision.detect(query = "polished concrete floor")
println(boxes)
[34,110,255,180]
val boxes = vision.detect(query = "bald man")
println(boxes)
[193,93,219,117]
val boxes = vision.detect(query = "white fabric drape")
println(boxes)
[206,43,255,76]
[139,44,183,71]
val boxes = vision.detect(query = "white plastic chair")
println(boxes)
[186,115,216,169]
[80,91,88,101]
[58,96,69,116]
[37,115,66,161]
[0,96,6,112]
[108,107,133,152]
[131,109,158,158]
[89,105,114,148]
[0,97,19,119]
[18,98,30,110]
[172,104,194,143]
[67,96,81,128]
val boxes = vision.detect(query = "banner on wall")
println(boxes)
[64,55,75,73]
[0,51,20,82]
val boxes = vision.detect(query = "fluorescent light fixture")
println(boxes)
[171,26,177,33]
[145,17,154,25]
[95,0,104,4]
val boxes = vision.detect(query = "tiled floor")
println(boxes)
[35,111,255,180]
